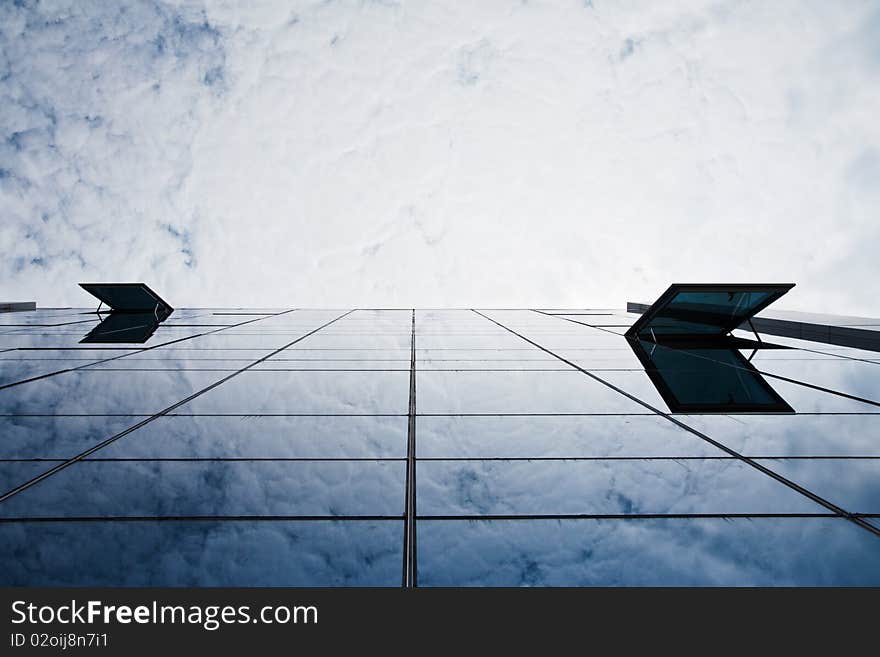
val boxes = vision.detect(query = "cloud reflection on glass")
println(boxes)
[1,306,880,586]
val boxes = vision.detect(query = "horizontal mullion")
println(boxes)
[4,513,874,523]
[4,411,880,417]
[4,456,880,462]
[0,515,403,523]
[84,368,413,372]
[0,457,408,462]
[417,513,853,520]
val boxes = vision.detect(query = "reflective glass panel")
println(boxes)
[0,520,401,586]
[418,518,880,586]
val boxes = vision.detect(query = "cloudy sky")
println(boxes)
[1,0,878,312]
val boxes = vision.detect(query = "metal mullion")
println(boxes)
[0,457,408,463]
[6,512,873,523]
[402,309,418,587]
[89,368,411,372]
[0,515,401,523]
[415,512,849,521]
[3,455,864,463]
[412,455,880,461]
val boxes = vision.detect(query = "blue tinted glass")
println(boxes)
[680,414,880,456]
[754,359,880,405]
[753,458,880,513]
[417,415,720,458]
[0,462,56,496]
[98,415,408,458]
[0,349,139,359]
[417,371,646,414]
[0,460,405,518]
[2,303,879,588]
[0,520,401,586]
[418,518,880,586]
[417,459,821,515]
[0,370,226,414]
[1,359,99,386]
[178,371,410,414]
[0,415,146,459]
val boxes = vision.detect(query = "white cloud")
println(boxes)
[1,0,878,313]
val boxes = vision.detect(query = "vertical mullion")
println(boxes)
[403,309,417,587]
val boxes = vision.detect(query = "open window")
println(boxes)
[628,338,794,413]
[626,283,796,413]
[625,283,794,343]
[79,283,173,344]
[79,282,173,316]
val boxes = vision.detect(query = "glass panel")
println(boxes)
[417,518,880,586]
[0,349,137,360]
[416,334,536,350]
[178,371,410,414]
[287,335,411,350]
[731,330,880,360]
[0,462,57,495]
[417,371,647,414]
[86,359,256,371]
[418,360,570,371]
[0,460,405,518]
[265,349,409,360]
[174,334,315,349]
[555,350,646,369]
[252,360,410,371]
[532,334,632,349]
[754,359,880,404]
[754,458,880,513]
[0,309,96,324]
[98,415,408,458]
[0,520,401,586]
[0,359,104,386]
[3,321,100,334]
[417,415,724,458]
[0,333,156,349]
[746,348,858,361]
[767,379,880,413]
[105,348,265,360]
[417,459,822,515]
[680,414,880,457]
[0,370,226,414]
[0,415,147,459]
[417,349,558,362]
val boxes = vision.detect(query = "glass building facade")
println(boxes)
[1,305,880,586]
